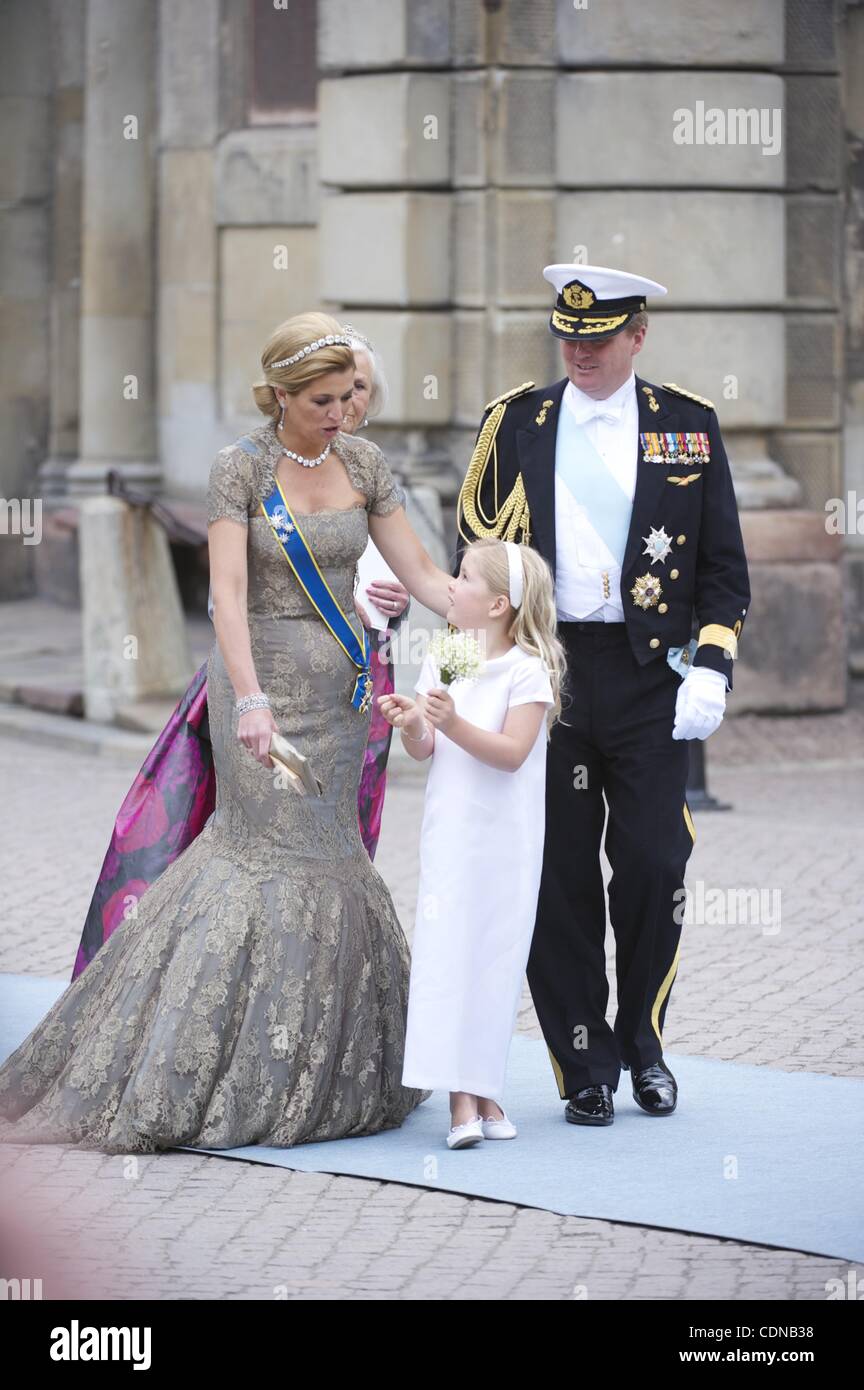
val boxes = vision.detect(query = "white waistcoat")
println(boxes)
[554,377,638,622]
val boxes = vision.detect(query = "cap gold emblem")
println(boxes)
[562,282,596,310]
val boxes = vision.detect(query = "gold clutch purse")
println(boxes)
[268,731,324,798]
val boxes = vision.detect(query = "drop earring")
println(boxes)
[279,398,285,430]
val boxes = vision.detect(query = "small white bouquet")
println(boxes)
[428,628,485,687]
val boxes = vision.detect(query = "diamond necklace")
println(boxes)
[276,425,332,469]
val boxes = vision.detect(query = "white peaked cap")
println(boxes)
[542,263,668,300]
[542,263,668,341]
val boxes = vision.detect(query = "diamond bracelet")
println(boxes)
[235,692,271,716]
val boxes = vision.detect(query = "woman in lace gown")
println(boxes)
[0,312,453,1154]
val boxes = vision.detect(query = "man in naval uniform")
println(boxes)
[453,264,751,1125]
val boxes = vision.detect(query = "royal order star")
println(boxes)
[642,525,673,565]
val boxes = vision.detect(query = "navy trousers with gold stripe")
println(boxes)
[526,621,696,1099]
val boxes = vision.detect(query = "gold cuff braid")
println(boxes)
[697,623,739,658]
[456,401,532,546]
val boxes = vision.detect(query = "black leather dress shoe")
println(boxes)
[631,1059,678,1115]
[565,1083,614,1125]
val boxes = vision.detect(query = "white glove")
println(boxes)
[672,666,728,741]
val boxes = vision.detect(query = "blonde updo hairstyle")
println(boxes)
[462,537,569,735]
[252,311,356,420]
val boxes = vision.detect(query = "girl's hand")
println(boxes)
[366,579,409,621]
[377,692,424,737]
[237,707,279,768]
[424,687,457,735]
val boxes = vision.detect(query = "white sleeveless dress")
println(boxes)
[401,642,554,1100]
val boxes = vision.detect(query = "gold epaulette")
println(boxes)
[483,381,535,412]
[661,382,715,410]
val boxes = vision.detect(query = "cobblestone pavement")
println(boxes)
[0,696,861,1300]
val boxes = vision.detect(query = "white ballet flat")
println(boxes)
[446,1115,484,1149]
[479,1107,517,1140]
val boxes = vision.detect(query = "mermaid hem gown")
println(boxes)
[0,422,432,1153]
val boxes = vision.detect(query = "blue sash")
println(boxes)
[260,480,372,714]
[555,404,633,567]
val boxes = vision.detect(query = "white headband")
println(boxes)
[503,541,524,609]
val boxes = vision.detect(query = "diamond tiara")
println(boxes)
[269,334,354,371]
[341,323,374,353]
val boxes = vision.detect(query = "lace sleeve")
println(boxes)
[207,444,254,525]
[366,442,407,517]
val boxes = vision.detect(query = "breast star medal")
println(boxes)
[270,504,295,539]
[642,525,673,565]
[630,572,663,609]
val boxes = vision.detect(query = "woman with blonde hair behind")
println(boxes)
[339,324,412,860]
[0,309,457,1154]
[378,537,568,1147]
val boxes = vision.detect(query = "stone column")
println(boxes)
[79,496,192,722]
[157,0,223,497]
[0,0,54,598]
[66,0,160,497]
[38,0,86,506]
[27,1,87,606]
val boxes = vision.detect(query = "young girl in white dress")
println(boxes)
[378,537,567,1148]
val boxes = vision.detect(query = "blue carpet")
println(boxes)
[2,974,861,1261]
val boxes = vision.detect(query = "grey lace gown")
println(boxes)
[0,421,432,1153]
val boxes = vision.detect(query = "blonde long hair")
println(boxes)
[252,311,356,418]
[463,538,568,734]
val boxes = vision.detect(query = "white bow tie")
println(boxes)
[568,392,626,427]
[580,401,625,426]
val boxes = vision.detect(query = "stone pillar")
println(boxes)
[0,0,54,598]
[66,0,160,497]
[28,1,87,606]
[157,0,224,497]
[67,1,196,720]
[79,497,192,722]
[38,0,86,506]
[735,511,846,713]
